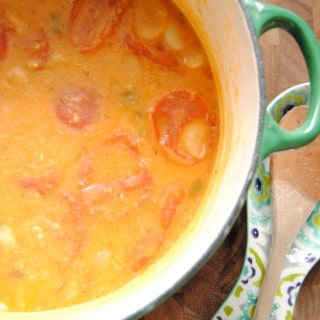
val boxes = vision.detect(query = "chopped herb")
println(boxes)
[133,108,145,117]
[190,179,202,196]
[121,90,138,106]
[50,13,59,21]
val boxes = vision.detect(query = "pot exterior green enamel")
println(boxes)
[243,0,320,160]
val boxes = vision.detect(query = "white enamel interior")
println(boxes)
[3,1,264,319]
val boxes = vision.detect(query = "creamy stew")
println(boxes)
[0,0,220,312]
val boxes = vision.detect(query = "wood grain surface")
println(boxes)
[141,1,320,319]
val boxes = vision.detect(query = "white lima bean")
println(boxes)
[0,224,17,252]
[163,22,184,51]
[178,119,211,159]
[134,0,168,41]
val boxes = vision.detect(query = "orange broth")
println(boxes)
[0,0,220,312]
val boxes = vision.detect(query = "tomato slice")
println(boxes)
[2,3,51,69]
[0,24,8,61]
[55,86,100,129]
[20,27,50,70]
[68,0,128,52]
[152,89,218,164]
[124,34,179,70]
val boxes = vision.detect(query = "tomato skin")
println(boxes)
[55,86,100,129]
[61,193,87,261]
[131,231,164,272]
[68,0,128,52]
[119,167,152,191]
[105,133,140,154]
[0,24,8,61]
[124,33,179,70]
[161,184,185,228]
[152,89,218,164]
[19,174,59,195]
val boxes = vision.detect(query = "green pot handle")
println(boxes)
[243,0,320,161]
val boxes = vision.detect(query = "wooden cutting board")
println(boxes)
[141,1,320,319]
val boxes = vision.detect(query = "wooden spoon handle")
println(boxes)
[252,240,290,320]
[253,184,315,319]
[253,106,319,319]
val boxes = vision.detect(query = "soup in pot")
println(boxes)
[0,0,220,312]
